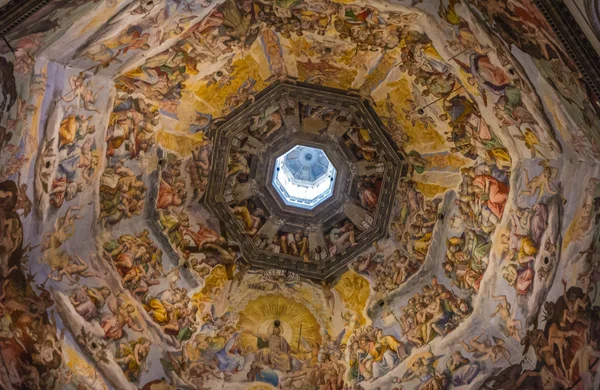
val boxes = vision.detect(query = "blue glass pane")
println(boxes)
[272,145,336,210]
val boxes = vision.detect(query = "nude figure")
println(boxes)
[229,263,251,294]
[461,330,511,363]
[491,295,522,342]
[60,73,89,110]
[41,205,83,252]
[204,243,237,278]
[15,172,32,217]
[541,322,581,376]
[560,279,589,327]
[520,163,560,202]
[50,254,101,284]
[321,280,335,313]
[81,83,103,113]
[568,331,600,388]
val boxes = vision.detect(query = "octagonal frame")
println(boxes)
[204,81,408,281]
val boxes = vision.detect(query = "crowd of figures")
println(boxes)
[101,232,202,347]
[465,0,600,160]
[0,180,71,389]
[2,0,600,388]
[443,160,511,295]
[51,111,99,208]
[347,178,440,296]
[111,0,426,108]
[393,180,440,263]
[214,98,391,264]
[97,93,162,226]
[346,325,407,383]
[396,278,472,348]
[352,248,420,295]
[25,70,104,216]
[157,140,221,253]
[478,275,600,389]
[258,227,311,262]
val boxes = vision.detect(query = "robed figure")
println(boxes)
[246,323,294,372]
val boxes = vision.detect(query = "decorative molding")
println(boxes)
[205,81,406,281]
[585,0,600,41]
[533,0,600,103]
[0,0,53,37]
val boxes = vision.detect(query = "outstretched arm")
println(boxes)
[490,303,502,318]
[492,294,507,303]
[49,273,64,282]
[75,254,87,266]
[461,340,476,353]
[522,169,530,186]
[63,205,81,223]
[470,330,485,345]
[561,279,574,311]
[126,315,143,333]
[61,92,78,103]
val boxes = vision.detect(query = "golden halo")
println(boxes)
[238,294,322,351]
[259,319,293,342]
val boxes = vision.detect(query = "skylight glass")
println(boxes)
[272,145,336,210]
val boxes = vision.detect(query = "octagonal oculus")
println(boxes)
[204,81,407,280]
[272,145,337,210]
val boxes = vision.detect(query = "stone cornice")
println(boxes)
[0,0,53,37]
[533,0,600,103]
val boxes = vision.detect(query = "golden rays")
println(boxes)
[238,294,322,351]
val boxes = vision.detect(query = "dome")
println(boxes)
[273,145,337,209]
[1,0,600,389]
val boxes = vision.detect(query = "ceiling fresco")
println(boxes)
[202,81,404,279]
[1,0,600,389]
